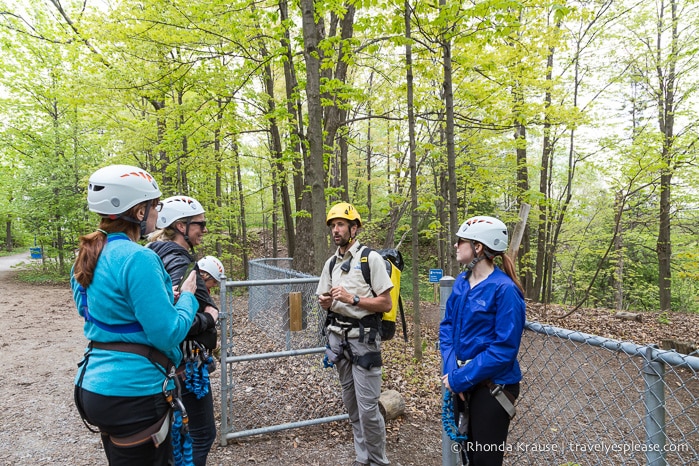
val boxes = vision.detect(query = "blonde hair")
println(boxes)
[148,216,198,243]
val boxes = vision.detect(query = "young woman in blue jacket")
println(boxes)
[440,215,526,466]
[72,165,199,466]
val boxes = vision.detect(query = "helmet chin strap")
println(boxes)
[116,202,152,239]
[139,202,152,239]
[465,241,499,271]
[337,224,357,250]
[465,240,484,271]
[181,221,196,254]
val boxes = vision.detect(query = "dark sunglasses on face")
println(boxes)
[189,221,207,229]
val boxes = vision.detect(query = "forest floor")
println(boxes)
[0,251,697,465]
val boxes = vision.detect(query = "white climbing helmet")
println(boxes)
[87,165,162,216]
[456,216,509,252]
[156,196,206,228]
[197,256,225,283]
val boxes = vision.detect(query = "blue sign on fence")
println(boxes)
[429,268,443,283]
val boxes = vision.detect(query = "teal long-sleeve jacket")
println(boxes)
[71,232,198,397]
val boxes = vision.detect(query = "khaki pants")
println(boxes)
[328,331,389,466]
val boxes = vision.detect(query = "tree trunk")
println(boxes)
[405,1,422,361]
[534,74,553,302]
[366,72,374,220]
[613,190,624,310]
[214,100,225,258]
[656,0,677,312]
[234,143,249,278]
[440,0,458,278]
[5,221,11,251]
[261,47,295,258]
[300,0,330,274]
[322,5,355,201]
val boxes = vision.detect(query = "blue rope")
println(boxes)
[442,390,468,443]
[172,411,183,464]
[184,358,211,399]
[322,345,334,368]
[171,410,194,466]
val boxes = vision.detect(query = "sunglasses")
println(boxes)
[189,220,207,229]
[153,201,163,212]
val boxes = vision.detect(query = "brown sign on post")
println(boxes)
[288,292,303,331]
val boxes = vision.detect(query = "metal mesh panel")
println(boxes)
[506,324,699,465]
[246,258,326,350]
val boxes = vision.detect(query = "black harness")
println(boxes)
[325,311,382,370]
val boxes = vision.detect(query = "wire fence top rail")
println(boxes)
[525,321,699,370]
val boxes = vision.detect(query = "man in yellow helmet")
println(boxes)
[317,202,393,466]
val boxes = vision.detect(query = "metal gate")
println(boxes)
[217,258,348,444]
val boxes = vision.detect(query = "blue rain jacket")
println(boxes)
[71,232,198,397]
[439,266,526,394]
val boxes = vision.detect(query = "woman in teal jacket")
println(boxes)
[440,215,526,466]
[72,165,199,466]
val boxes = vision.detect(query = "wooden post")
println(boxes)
[507,203,530,262]
[288,292,303,331]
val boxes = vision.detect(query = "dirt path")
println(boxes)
[0,251,30,275]
[0,255,106,465]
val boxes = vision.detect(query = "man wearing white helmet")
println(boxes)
[71,165,199,466]
[439,215,526,466]
[147,195,219,466]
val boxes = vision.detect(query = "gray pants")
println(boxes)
[328,331,389,466]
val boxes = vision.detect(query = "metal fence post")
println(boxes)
[643,346,667,466]
[218,274,229,446]
[440,276,459,466]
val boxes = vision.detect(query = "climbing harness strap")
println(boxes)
[75,341,178,447]
[90,341,174,375]
[478,380,517,419]
[457,358,517,419]
[109,411,171,448]
[77,285,144,333]
[323,313,382,370]
[325,311,381,344]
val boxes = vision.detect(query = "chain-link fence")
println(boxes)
[504,322,699,465]
[218,258,347,444]
[439,278,699,466]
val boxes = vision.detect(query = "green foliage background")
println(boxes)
[1,0,698,313]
